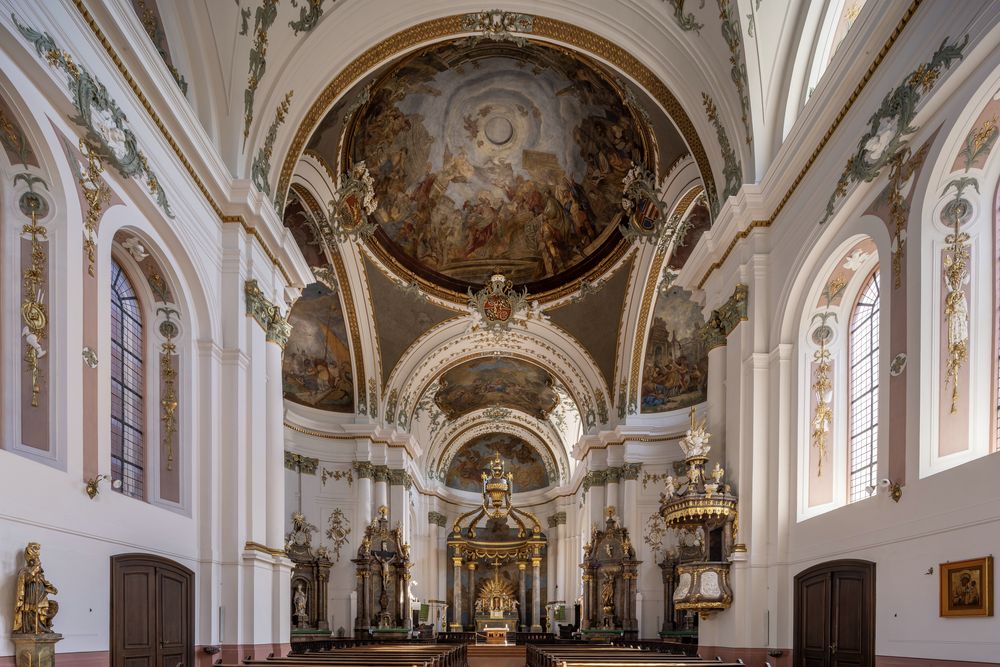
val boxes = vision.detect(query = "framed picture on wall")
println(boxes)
[940,556,994,617]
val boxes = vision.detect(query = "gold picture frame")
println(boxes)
[940,556,993,617]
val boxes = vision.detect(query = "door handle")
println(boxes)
[829,642,837,655]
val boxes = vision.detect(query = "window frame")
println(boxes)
[846,268,880,504]
[109,257,148,501]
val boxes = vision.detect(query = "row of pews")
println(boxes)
[527,644,748,667]
[216,643,466,667]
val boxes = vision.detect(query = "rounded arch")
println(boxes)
[915,61,1000,477]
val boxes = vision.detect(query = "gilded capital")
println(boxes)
[353,461,376,479]
[245,279,293,346]
[428,511,448,527]
[620,463,642,481]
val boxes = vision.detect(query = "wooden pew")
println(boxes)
[216,642,467,667]
[526,644,744,667]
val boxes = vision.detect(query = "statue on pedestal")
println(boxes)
[12,542,59,634]
[11,542,63,667]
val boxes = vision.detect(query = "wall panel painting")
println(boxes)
[640,286,708,413]
[282,283,354,412]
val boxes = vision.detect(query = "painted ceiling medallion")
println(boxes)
[346,38,653,293]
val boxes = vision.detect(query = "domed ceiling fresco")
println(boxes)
[283,282,354,412]
[434,357,559,420]
[345,39,654,292]
[444,433,550,493]
[640,286,708,413]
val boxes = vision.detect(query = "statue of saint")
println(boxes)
[12,542,59,634]
[293,583,308,627]
[600,575,615,610]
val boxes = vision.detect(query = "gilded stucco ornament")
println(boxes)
[241,0,279,145]
[325,508,351,563]
[13,15,173,216]
[289,0,331,35]
[251,90,293,201]
[20,193,48,408]
[133,0,188,94]
[810,278,844,477]
[320,467,353,486]
[821,36,968,224]
[461,10,534,46]
[702,93,742,210]
[76,140,111,277]
[285,451,319,474]
[321,162,378,243]
[665,0,703,33]
[157,306,181,471]
[245,279,292,347]
[716,0,752,146]
[465,274,543,337]
[620,165,693,249]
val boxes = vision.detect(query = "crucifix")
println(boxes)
[371,541,397,626]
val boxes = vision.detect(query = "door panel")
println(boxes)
[794,560,874,667]
[112,555,193,667]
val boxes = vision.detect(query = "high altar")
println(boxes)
[448,456,547,632]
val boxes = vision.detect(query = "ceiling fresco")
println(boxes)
[347,39,652,292]
[640,286,708,413]
[444,433,550,493]
[434,357,559,420]
[283,282,355,412]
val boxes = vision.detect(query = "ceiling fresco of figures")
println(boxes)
[641,286,708,413]
[346,39,652,291]
[444,433,550,493]
[283,282,355,412]
[435,357,559,420]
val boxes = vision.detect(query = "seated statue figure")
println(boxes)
[12,542,59,635]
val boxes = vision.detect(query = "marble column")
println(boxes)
[554,513,567,605]
[356,464,373,528]
[581,572,591,630]
[620,463,641,541]
[467,561,477,629]
[531,556,542,631]
[373,466,388,512]
[605,468,620,515]
[588,477,607,528]
[546,519,557,612]
[518,561,528,630]
[451,557,463,630]
[264,335,285,549]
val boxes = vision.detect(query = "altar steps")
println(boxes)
[468,644,527,667]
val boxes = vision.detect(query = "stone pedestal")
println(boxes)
[12,633,63,667]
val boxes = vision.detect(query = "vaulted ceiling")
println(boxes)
[115,0,875,493]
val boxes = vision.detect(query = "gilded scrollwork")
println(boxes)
[20,193,48,408]
[13,15,173,216]
[251,90,293,200]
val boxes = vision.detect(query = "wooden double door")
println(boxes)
[794,560,875,667]
[111,554,194,667]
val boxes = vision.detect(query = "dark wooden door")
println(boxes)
[112,554,194,667]
[794,560,874,667]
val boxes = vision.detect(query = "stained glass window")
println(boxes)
[848,270,879,503]
[110,259,145,499]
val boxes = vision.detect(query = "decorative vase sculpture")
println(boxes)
[658,408,739,618]
[11,542,63,667]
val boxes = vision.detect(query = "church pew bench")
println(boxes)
[526,644,728,667]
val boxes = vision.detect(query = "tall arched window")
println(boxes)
[110,259,145,499]
[847,270,879,503]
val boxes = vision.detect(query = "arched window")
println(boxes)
[847,270,879,503]
[110,259,145,499]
